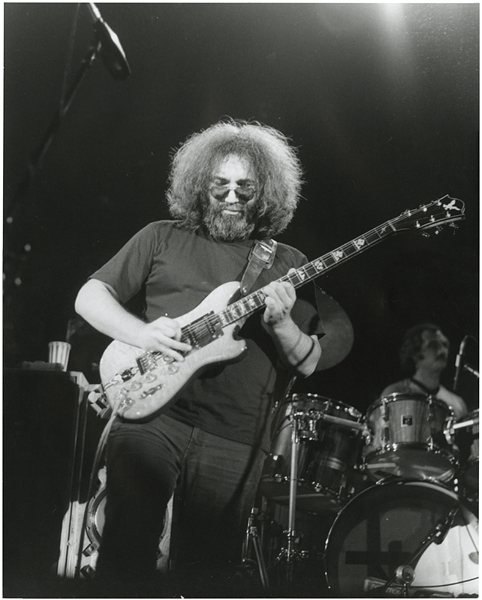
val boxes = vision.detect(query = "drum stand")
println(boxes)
[270,404,368,584]
[270,408,310,583]
[239,507,269,590]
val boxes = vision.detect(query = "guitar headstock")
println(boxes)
[392,195,465,233]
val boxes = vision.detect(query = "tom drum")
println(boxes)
[260,394,364,512]
[363,393,457,482]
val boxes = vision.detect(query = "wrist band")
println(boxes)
[294,336,316,369]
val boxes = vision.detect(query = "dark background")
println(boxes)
[4,3,479,414]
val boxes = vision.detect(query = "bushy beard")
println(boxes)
[203,202,256,242]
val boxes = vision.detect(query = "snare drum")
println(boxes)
[363,393,457,482]
[324,480,479,598]
[260,394,363,512]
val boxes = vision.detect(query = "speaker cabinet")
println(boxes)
[3,369,99,597]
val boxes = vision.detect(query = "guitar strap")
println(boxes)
[239,238,277,296]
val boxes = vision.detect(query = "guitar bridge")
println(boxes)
[136,351,159,375]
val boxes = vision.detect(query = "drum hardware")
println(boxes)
[265,399,367,583]
[287,408,303,582]
[296,408,368,438]
[372,507,460,598]
[294,408,320,440]
[239,507,269,590]
[267,407,315,583]
[446,415,479,434]
[452,409,479,501]
[463,363,479,378]
[317,411,369,435]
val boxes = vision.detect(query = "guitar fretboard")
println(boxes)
[219,219,396,327]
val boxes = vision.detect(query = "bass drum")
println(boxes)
[324,480,479,598]
[83,487,173,574]
[454,408,479,500]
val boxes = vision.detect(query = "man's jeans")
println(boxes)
[95,414,266,582]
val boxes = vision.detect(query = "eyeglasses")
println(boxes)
[209,183,257,203]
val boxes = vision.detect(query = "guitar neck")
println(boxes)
[219,218,397,327]
[178,195,464,342]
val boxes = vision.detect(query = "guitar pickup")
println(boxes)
[182,312,223,348]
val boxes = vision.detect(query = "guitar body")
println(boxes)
[100,281,248,420]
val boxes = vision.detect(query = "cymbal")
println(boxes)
[313,287,354,371]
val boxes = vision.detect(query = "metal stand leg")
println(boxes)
[286,412,300,583]
[240,508,270,590]
[268,409,305,584]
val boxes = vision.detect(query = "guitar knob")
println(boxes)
[130,381,142,391]
[145,373,157,383]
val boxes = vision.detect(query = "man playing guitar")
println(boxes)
[75,119,322,595]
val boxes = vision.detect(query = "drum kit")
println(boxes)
[251,296,479,598]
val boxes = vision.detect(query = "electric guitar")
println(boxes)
[99,195,465,420]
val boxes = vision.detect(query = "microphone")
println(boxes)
[87,3,131,80]
[453,335,468,391]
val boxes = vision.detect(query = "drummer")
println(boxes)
[381,323,467,420]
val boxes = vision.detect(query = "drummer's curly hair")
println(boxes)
[166,119,303,238]
[399,322,446,373]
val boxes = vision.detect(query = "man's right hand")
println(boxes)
[136,318,192,361]
[75,279,192,360]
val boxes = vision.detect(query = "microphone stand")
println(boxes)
[5,42,100,225]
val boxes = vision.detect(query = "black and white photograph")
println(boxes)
[4,3,479,598]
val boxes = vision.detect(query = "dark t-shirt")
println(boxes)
[91,221,318,449]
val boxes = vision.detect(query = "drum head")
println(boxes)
[324,481,479,598]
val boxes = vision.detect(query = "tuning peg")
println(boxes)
[422,231,431,238]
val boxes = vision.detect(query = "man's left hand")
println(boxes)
[262,280,296,327]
